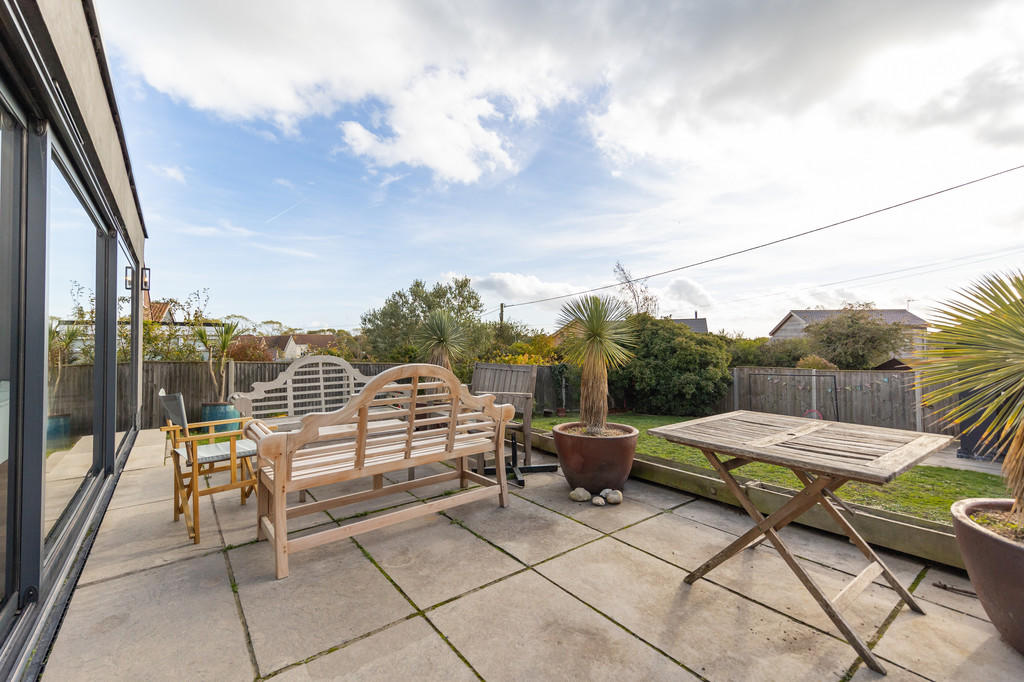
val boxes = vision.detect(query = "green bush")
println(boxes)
[610,315,731,416]
[795,354,839,370]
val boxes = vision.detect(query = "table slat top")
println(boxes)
[648,410,953,484]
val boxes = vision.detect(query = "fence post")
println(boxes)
[811,368,817,414]
[732,367,739,411]
[914,371,924,432]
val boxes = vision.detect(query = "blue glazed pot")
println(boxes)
[200,403,241,432]
[47,414,71,451]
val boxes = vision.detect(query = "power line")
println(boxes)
[712,244,1024,307]
[504,162,1024,308]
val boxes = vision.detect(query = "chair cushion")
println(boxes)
[175,439,258,466]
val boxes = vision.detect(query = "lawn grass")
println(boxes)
[530,412,1009,524]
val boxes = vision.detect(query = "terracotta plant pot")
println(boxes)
[552,422,638,494]
[951,498,1024,654]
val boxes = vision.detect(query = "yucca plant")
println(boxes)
[917,271,1024,524]
[415,309,468,371]
[194,320,243,402]
[557,295,636,435]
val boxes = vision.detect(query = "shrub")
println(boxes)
[796,354,839,370]
[610,315,731,416]
[758,338,812,367]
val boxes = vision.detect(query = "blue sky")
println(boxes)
[94,0,1024,336]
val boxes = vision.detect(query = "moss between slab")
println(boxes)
[529,412,1009,524]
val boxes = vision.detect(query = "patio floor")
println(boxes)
[42,429,1024,681]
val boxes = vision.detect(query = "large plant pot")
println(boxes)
[552,422,638,494]
[951,498,1024,654]
[201,402,241,433]
[46,414,71,451]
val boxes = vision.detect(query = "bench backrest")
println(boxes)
[470,362,536,417]
[229,355,373,419]
[246,363,514,483]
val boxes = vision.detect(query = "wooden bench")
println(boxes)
[229,355,373,422]
[244,363,515,579]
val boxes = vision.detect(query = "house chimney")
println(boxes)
[694,311,698,319]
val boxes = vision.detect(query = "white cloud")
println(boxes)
[251,243,317,259]
[473,272,587,311]
[273,177,295,189]
[151,164,185,183]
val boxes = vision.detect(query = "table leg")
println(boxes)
[689,449,887,675]
[792,471,925,615]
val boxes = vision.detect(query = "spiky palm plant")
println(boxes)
[194,320,243,402]
[47,320,84,413]
[918,272,1024,524]
[415,310,468,371]
[557,295,636,435]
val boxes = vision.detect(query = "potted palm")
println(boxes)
[551,296,638,493]
[415,309,467,371]
[918,271,1024,653]
[194,320,243,431]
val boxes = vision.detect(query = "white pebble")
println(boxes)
[591,495,606,506]
[599,488,614,498]
[605,490,623,505]
[568,487,591,502]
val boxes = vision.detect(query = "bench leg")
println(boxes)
[273,483,289,579]
[256,475,269,541]
[457,456,469,489]
[494,445,509,508]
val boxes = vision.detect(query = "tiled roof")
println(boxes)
[770,309,928,336]
[672,318,709,333]
[143,300,171,322]
[291,334,336,348]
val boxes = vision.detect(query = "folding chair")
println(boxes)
[159,389,257,543]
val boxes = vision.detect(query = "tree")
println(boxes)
[228,335,272,361]
[804,304,907,370]
[612,315,731,416]
[360,277,484,361]
[796,354,839,370]
[414,310,468,371]
[614,261,659,316]
[558,296,636,434]
[259,320,297,336]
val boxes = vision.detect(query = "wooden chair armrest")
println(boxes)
[190,416,253,429]
[176,429,249,444]
[160,424,182,434]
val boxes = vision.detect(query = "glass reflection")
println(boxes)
[44,157,98,538]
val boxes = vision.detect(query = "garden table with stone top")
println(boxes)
[649,410,953,675]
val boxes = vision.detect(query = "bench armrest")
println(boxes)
[244,419,288,467]
[459,385,515,423]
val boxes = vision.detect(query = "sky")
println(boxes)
[92,0,1024,336]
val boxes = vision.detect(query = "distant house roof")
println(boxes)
[142,291,173,323]
[769,309,928,337]
[672,318,709,334]
[292,334,336,349]
[262,335,292,351]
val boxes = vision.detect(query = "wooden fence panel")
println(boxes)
[728,366,958,435]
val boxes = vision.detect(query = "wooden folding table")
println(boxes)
[649,410,952,675]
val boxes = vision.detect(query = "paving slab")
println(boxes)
[873,600,1024,680]
[78,496,221,585]
[274,616,476,681]
[848,661,930,680]
[674,498,924,588]
[446,494,602,565]
[303,477,424,521]
[122,441,167,471]
[537,537,854,681]
[513,471,665,533]
[108,464,174,509]
[44,552,252,681]
[616,513,900,636]
[913,565,989,621]
[429,569,695,680]
[231,539,414,675]
[357,514,523,608]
